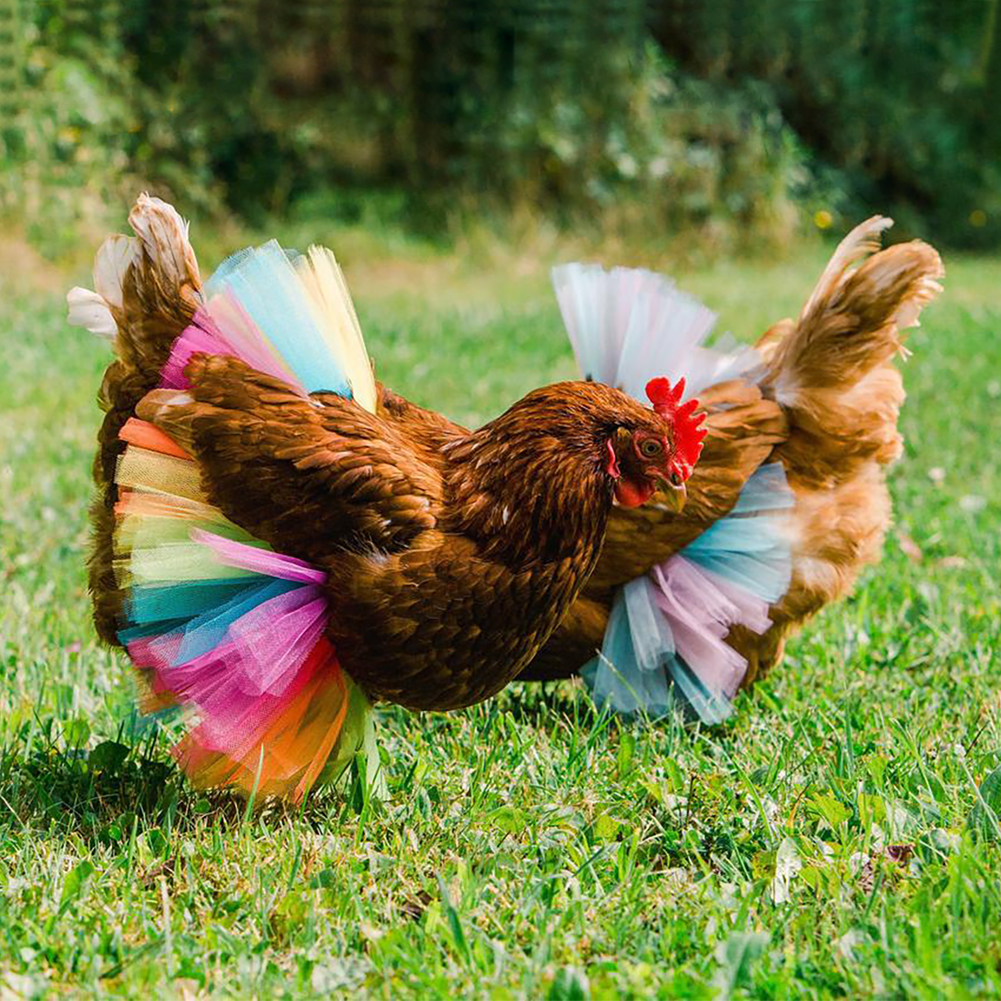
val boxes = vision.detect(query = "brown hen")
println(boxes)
[520,218,944,697]
[74,195,701,722]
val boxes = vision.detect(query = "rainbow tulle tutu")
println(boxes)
[553,264,794,723]
[113,242,380,801]
[100,231,785,797]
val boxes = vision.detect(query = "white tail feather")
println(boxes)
[66,286,117,340]
[93,235,139,311]
[127,193,199,292]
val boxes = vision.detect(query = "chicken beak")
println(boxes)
[658,478,687,513]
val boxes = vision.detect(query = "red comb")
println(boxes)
[646,377,707,481]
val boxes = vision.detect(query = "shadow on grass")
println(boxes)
[0,684,621,843]
[0,727,373,841]
[0,735,193,836]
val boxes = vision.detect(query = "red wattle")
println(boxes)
[615,478,654,508]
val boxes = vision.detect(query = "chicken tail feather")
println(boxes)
[72,195,205,643]
[730,221,945,685]
[83,208,383,801]
[762,218,945,484]
[68,193,203,377]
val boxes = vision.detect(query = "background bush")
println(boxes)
[1,0,998,252]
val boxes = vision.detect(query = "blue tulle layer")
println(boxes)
[206,241,353,397]
[583,465,794,724]
[684,464,793,605]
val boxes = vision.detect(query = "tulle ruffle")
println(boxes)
[110,241,381,800]
[555,263,794,723]
[552,262,762,399]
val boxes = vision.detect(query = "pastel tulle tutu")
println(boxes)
[113,242,380,801]
[553,264,794,724]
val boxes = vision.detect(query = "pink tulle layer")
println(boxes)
[651,555,772,699]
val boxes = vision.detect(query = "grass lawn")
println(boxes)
[1,223,1000,998]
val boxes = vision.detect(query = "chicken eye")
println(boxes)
[639,438,663,458]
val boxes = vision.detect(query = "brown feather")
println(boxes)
[763,226,944,487]
[87,197,203,644]
[737,226,944,683]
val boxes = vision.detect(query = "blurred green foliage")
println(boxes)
[653,0,1001,248]
[1,0,998,253]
